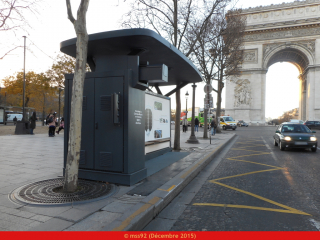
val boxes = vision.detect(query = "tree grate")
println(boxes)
[9,178,115,206]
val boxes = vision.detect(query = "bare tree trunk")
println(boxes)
[63,0,89,193]
[174,89,181,150]
[216,65,224,133]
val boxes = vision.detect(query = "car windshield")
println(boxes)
[281,124,311,133]
[224,117,234,122]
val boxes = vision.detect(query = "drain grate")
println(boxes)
[10,178,115,205]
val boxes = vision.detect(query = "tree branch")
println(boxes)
[66,0,76,24]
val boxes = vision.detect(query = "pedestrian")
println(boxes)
[13,116,17,125]
[182,117,188,132]
[195,117,199,132]
[29,112,37,135]
[47,112,56,137]
[56,117,64,134]
[211,116,217,136]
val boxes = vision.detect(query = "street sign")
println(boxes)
[204,84,213,94]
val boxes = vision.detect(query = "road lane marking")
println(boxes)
[158,185,176,192]
[231,148,271,154]
[193,203,309,215]
[209,168,282,181]
[227,158,283,169]
[229,153,271,158]
[210,181,310,216]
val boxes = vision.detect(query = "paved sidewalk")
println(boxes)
[0,128,235,231]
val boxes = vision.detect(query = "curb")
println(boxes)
[110,133,237,231]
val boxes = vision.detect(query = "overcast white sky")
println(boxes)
[0,0,301,119]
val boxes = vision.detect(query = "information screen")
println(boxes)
[145,92,170,142]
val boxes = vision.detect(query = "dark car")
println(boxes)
[237,120,248,127]
[304,120,320,130]
[273,122,317,152]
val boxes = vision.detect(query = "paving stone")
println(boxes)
[26,221,42,228]
[29,218,73,231]
[57,208,92,222]
[85,211,122,224]
[0,212,35,225]
[19,205,71,217]
[11,211,36,219]
[0,219,30,231]
[65,219,105,231]
[101,201,136,213]
[30,215,52,223]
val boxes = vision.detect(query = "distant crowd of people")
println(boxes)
[181,115,217,135]
[24,111,64,137]
[45,112,64,137]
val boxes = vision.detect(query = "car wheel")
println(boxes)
[274,139,278,146]
[311,147,317,152]
[246,125,248,127]
[279,141,285,151]
[223,126,226,130]
[232,128,236,130]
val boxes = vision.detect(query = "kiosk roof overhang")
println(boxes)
[60,28,202,86]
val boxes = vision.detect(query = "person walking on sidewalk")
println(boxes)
[29,112,37,135]
[211,116,217,136]
[47,113,56,137]
[182,117,188,132]
[56,117,64,134]
[195,117,199,132]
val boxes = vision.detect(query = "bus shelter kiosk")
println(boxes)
[60,29,202,186]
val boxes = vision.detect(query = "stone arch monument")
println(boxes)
[225,0,320,123]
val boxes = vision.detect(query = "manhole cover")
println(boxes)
[10,178,116,206]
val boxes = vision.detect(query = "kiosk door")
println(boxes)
[94,77,124,172]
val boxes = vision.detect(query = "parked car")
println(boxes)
[237,120,248,127]
[273,122,317,152]
[304,120,320,130]
[289,119,304,124]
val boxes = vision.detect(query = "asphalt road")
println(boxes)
[144,126,320,231]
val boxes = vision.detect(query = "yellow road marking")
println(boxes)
[112,197,161,231]
[230,153,271,158]
[226,158,283,169]
[231,148,270,154]
[210,181,310,215]
[158,185,176,192]
[192,203,309,215]
[210,168,282,181]
[236,145,266,148]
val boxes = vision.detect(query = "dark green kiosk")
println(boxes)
[60,28,202,186]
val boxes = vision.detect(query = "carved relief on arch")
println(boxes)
[263,40,315,59]
[234,79,252,108]
[243,49,258,63]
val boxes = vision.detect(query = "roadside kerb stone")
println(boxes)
[108,133,236,231]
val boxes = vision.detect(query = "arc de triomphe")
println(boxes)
[225,0,320,123]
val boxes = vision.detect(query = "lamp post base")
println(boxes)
[186,135,199,144]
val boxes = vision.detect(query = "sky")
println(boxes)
[0,0,301,119]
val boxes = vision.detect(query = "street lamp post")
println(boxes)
[185,91,189,131]
[58,87,61,124]
[187,83,199,144]
[42,93,46,126]
[22,36,26,121]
